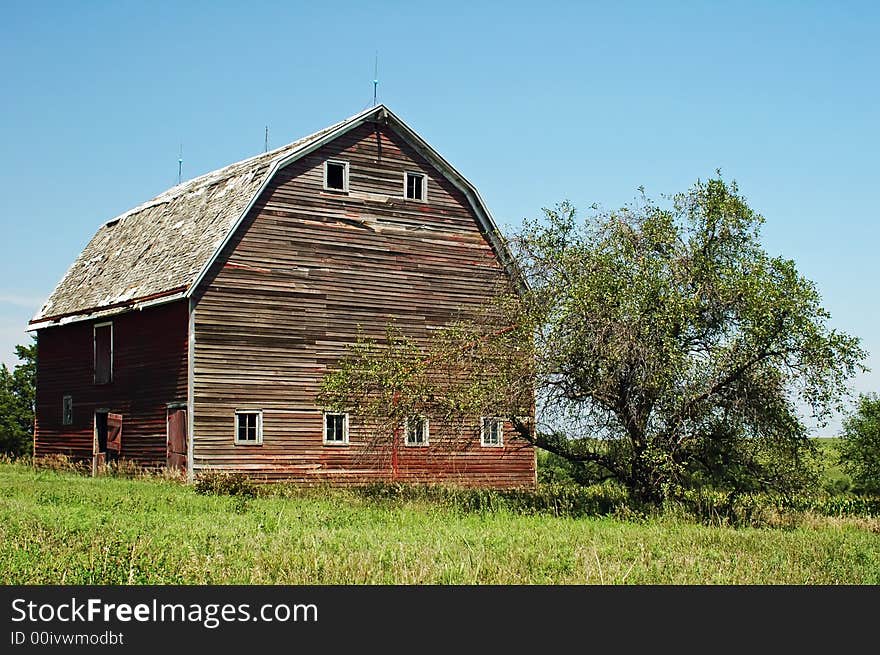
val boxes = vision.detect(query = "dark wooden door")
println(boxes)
[107,413,122,458]
[167,409,187,473]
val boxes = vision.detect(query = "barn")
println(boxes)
[29,105,536,488]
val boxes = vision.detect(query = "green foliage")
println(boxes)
[320,175,866,504]
[537,448,610,486]
[508,176,864,502]
[0,338,36,456]
[838,394,880,494]
[676,431,825,498]
[791,494,880,517]
[812,437,852,495]
[318,326,432,439]
[193,470,257,498]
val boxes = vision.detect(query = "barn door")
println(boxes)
[93,411,122,475]
[167,408,188,473]
[107,413,122,461]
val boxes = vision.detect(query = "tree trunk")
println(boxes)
[629,453,665,505]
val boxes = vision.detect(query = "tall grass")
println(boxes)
[1,461,878,584]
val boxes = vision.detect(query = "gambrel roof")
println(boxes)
[29,105,514,330]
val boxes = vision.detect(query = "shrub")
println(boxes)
[838,394,880,494]
[193,471,257,498]
[537,449,609,486]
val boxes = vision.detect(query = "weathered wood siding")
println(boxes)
[192,122,536,488]
[34,300,188,465]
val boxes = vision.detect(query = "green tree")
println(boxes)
[320,176,866,503]
[0,338,37,456]
[838,394,880,494]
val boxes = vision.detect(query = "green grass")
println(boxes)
[1,461,878,584]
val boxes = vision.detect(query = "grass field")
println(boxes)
[1,461,878,584]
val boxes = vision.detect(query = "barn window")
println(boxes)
[481,417,503,447]
[62,395,73,426]
[93,322,113,385]
[234,410,263,445]
[324,160,349,192]
[404,172,427,201]
[404,415,429,446]
[324,412,349,445]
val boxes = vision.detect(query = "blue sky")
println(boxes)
[1,1,877,433]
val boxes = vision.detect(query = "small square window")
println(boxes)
[481,417,503,447]
[405,415,429,446]
[235,410,263,445]
[324,412,349,445]
[62,395,73,426]
[324,160,349,192]
[404,172,426,201]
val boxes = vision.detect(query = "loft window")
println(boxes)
[324,412,349,445]
[93,322,113,385]
[324,160,349,192]
[404,172,427,201]
[481,417,503,447]
[62,395,73,426]
[404,415,429,446]
[235,410,263,445]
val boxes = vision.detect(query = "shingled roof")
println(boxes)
[30,105,514,329]
[29,110,364,328]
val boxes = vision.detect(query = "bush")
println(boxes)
[822,476,852,495]
[838,394,880,494]
[193,471,257,498]
[537,449,611,486]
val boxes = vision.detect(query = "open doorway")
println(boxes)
[93,411,122,475]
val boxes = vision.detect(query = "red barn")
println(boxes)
[29,105,536,488]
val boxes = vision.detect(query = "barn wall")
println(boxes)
[34,300,189,465]
[192,121,535,488]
